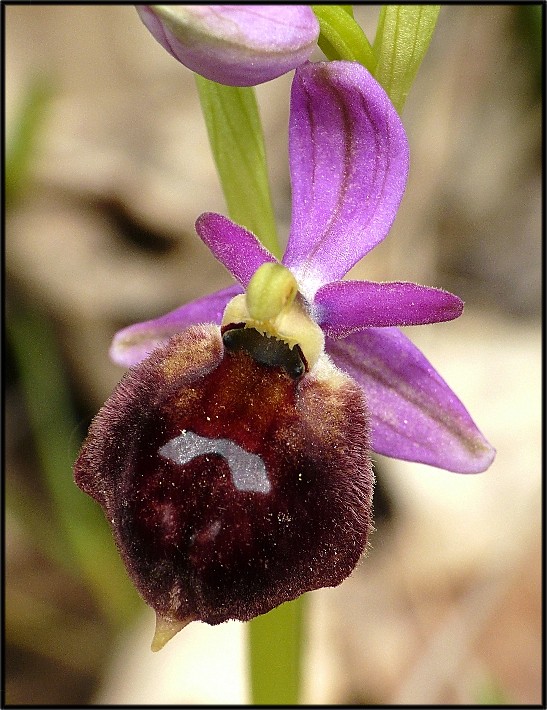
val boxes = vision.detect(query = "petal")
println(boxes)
[195,213,276,287]
[135,5,319,86]
[314,280,464,338]
[326,328,495,473]
[110,285,242,367]
[76,325,372,632]
[283,61,409,297]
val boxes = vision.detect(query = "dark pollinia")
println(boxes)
[74,323,374,643]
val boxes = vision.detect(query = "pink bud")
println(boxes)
[136,5,320,86]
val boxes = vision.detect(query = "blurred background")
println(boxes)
[5,4,542,705]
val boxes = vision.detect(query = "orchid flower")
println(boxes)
[74,61,495,651]
[136,5,320,86]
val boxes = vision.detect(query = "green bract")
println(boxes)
[372,5,441,113]
[312,5,441,114]
[312,5,375,69]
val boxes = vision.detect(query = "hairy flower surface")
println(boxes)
[136,5,320,86]
[75,61,495,649]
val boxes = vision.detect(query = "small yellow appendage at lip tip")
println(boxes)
[151,613,193,652]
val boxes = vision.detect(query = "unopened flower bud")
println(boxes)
[136,5,320,86]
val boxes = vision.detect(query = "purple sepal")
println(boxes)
[326,328,496,473]
[110,284,241,367]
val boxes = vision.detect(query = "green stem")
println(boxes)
[6,77,54,207]
[249,595,305,705]
[195,76,281,258]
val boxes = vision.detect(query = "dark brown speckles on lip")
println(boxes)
[74,323,373,636]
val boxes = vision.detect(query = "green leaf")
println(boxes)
[7,302,141,627]
[195,77,281,258]
[372,5,441,113]
[5,77,54,207]
[249,595,305,704]
[313,5,375,70]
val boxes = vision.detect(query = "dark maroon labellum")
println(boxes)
[74,324,374,628]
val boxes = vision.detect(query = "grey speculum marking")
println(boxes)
[159,430,271,494]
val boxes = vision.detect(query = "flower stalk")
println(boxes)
[249,596,305,705]
[195,77,281,257]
